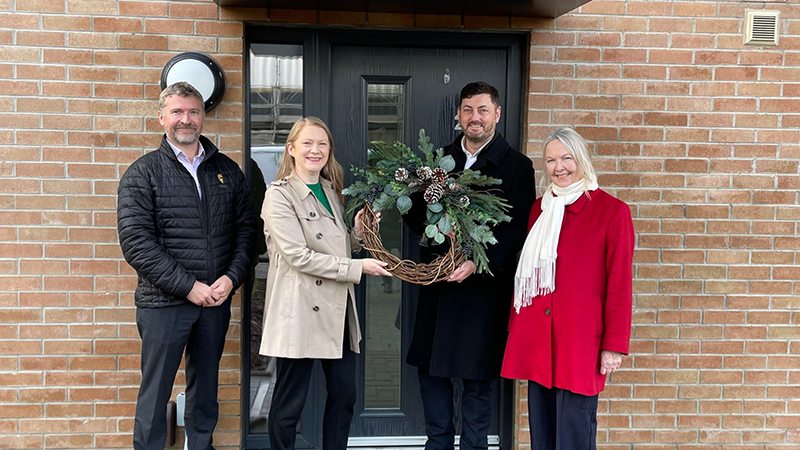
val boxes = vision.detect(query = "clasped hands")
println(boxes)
[187,275,233,307]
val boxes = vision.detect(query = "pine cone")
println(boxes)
[395,167,408,182]
[416,166,433,181]
[432,168,447,184]
[423,183,444,203]
[459,195,470,207]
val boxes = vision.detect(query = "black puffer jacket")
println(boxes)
[118,135,255,308]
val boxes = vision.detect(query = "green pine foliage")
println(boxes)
[343,130,511,275]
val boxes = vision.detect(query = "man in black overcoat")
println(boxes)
[404,82,536,450]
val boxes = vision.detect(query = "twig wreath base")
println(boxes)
[359,203,466,285]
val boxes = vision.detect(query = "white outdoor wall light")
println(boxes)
[160,52,226,112]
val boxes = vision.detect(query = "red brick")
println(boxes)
[67,32,117,48]
[601,16,646,31]
[603,48,647,63]
[168,35,216,52]
[43,434,93,449]
[19,388,66,403]
[715,67,759,81]
[94,17,142,33]
[18,97,65,113]
[170,2,217,18]
[0,436,43,448]
[670,66,713,81]
[17,0,63,12]
[17,30,65,47]
[67,131,116,147]
[95,83,143,99]
[643,50,688,66]
[19,418,68,433]
[42,15,91,30]
[16,64,66,81]
[41,81,90,97]
[739,81,781,97]
[120,68,160,83]
[89,54,141,71]
[556,47,600,62]
[692,81,735,97]
[119,35,167,50]
[530,31,575,46]
[119,0,167,16]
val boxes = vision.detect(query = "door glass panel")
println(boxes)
[364,83,404,410]
[248,43,303,434]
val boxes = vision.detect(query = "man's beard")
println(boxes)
[464,122,493,143]
[172,127,198,145]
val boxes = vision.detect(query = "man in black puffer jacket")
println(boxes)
[117,82,255,450]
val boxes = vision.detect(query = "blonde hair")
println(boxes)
[541,127,597,190]
[276,117,344,204]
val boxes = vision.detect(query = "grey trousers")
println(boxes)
[133,301,231,450]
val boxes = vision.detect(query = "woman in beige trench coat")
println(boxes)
[259,117,391,450]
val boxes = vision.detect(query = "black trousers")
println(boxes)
[527,382,598,450]
[417,370,493,450]
[268,331,356,450]
[133,301,231,450]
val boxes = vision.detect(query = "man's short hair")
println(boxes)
[460,82,500,107]
[158,82,204,111]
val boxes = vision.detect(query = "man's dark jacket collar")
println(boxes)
[447,132,510,171]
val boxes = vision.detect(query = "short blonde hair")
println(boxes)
[541,127,597,189]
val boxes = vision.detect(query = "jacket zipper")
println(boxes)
[197,162,215,285]
[170,146,214,286]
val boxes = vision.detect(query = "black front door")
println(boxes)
[244,28,523,450]
[328,41,519,441]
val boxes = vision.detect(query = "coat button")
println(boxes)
[545,309,551,315]
[313,306,320,312]
[316,232,323,239]
[310,211,316,217]
[316,279,322,286]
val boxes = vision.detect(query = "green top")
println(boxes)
[307,182,333,215]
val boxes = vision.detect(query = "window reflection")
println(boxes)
[365,83,404,410]
[249,43,303,434]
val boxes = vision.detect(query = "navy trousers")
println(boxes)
[417,370,493,450]
[268,328,356,450]
[133,301,231,450]
[527,382,598,450]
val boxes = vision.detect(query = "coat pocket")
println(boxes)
[278,257,297,318]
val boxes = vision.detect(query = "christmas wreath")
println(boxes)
[343,130,511,284]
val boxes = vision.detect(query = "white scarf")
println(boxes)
[513,178,599,313]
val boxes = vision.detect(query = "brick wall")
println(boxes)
[0,0,245,448]
[522,1,800,449]
[2,0,800,449]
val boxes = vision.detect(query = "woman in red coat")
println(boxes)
[501,127,634,450]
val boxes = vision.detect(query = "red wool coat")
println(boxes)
[501,189,634,396]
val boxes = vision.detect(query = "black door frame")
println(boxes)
[243,25,526,450]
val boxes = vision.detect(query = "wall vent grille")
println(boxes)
[745,9,780,46]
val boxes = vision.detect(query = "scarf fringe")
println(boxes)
[513,261,556,313]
